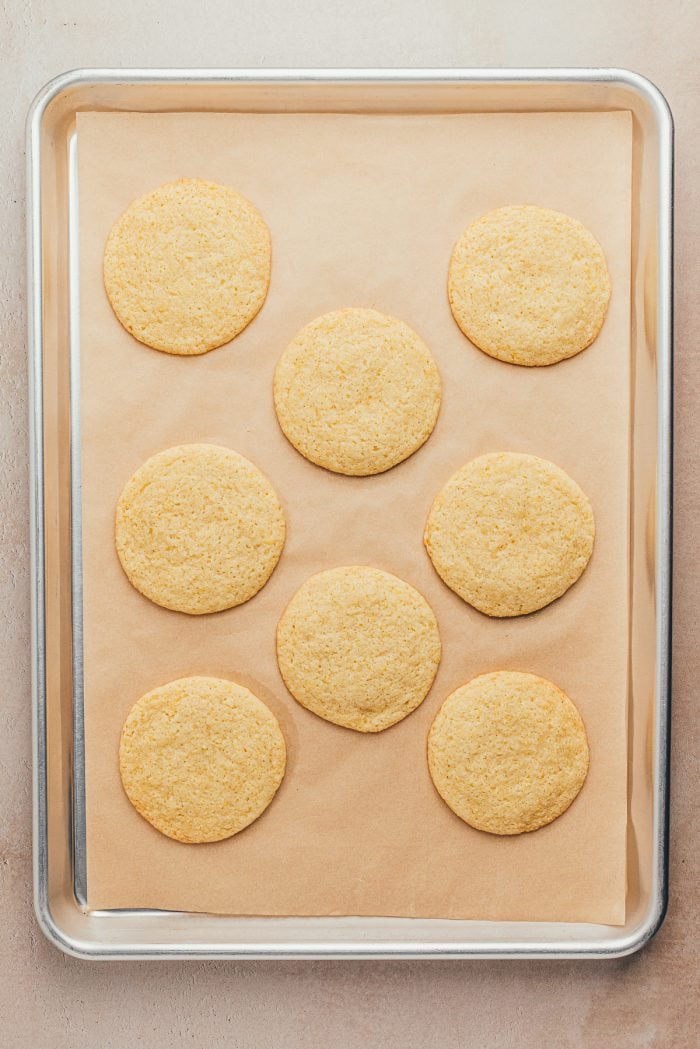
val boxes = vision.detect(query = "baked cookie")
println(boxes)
[116,444,285,614]
[104,178,271,355]
[273,308,441,475]
[276,566,441,732]
[428,671,589,835]
[424,452,594,617]
[119,676,286,843]
[448,204,611,366]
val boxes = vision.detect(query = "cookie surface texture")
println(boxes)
[273,308,442,475]
[276,566,441,731]
[116,443,285,614]
[104,178,271,355]
[428,671,589,835]
[424,452,594,617]
[119,676,286,843]
[448,204,611,366]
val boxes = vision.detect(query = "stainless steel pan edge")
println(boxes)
[27,68,673,959]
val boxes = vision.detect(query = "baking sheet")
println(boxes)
[78,110,631,924]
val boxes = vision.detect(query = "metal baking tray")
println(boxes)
[27,68,673,959]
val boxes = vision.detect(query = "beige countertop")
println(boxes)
[1,2,697,1045]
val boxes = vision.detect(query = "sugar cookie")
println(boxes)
[104,178,271,355]
[448,205,611,365]
[274,308,441,475]
[116,444,285,614]
[119,676,286,843]
[424,452,594,617]
[428,671,589,835]
[276,566,441,731]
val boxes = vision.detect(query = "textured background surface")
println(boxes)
[1,2,697,1046]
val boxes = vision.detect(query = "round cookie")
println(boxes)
[448,204,611,366]
[116,444,285,614]
[428,671,589,835]
[273,308,442,475]
[276,566,441,732]
[424,452,594,617]
[104,178,271,355]
[119,676,286,843]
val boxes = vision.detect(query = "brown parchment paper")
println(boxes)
[78,110,631,924]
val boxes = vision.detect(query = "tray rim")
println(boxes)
[27,66,673,960]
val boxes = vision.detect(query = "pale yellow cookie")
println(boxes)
[448,205,611,366]
[116,444,285,614]
[119,676,286,843]
[424,452,594,617]
[273,308,442,475]
[428,671,589,835]
[276,566,441,732]
[104,178,271,355]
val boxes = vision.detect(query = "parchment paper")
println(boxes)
[78,110,631,924]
